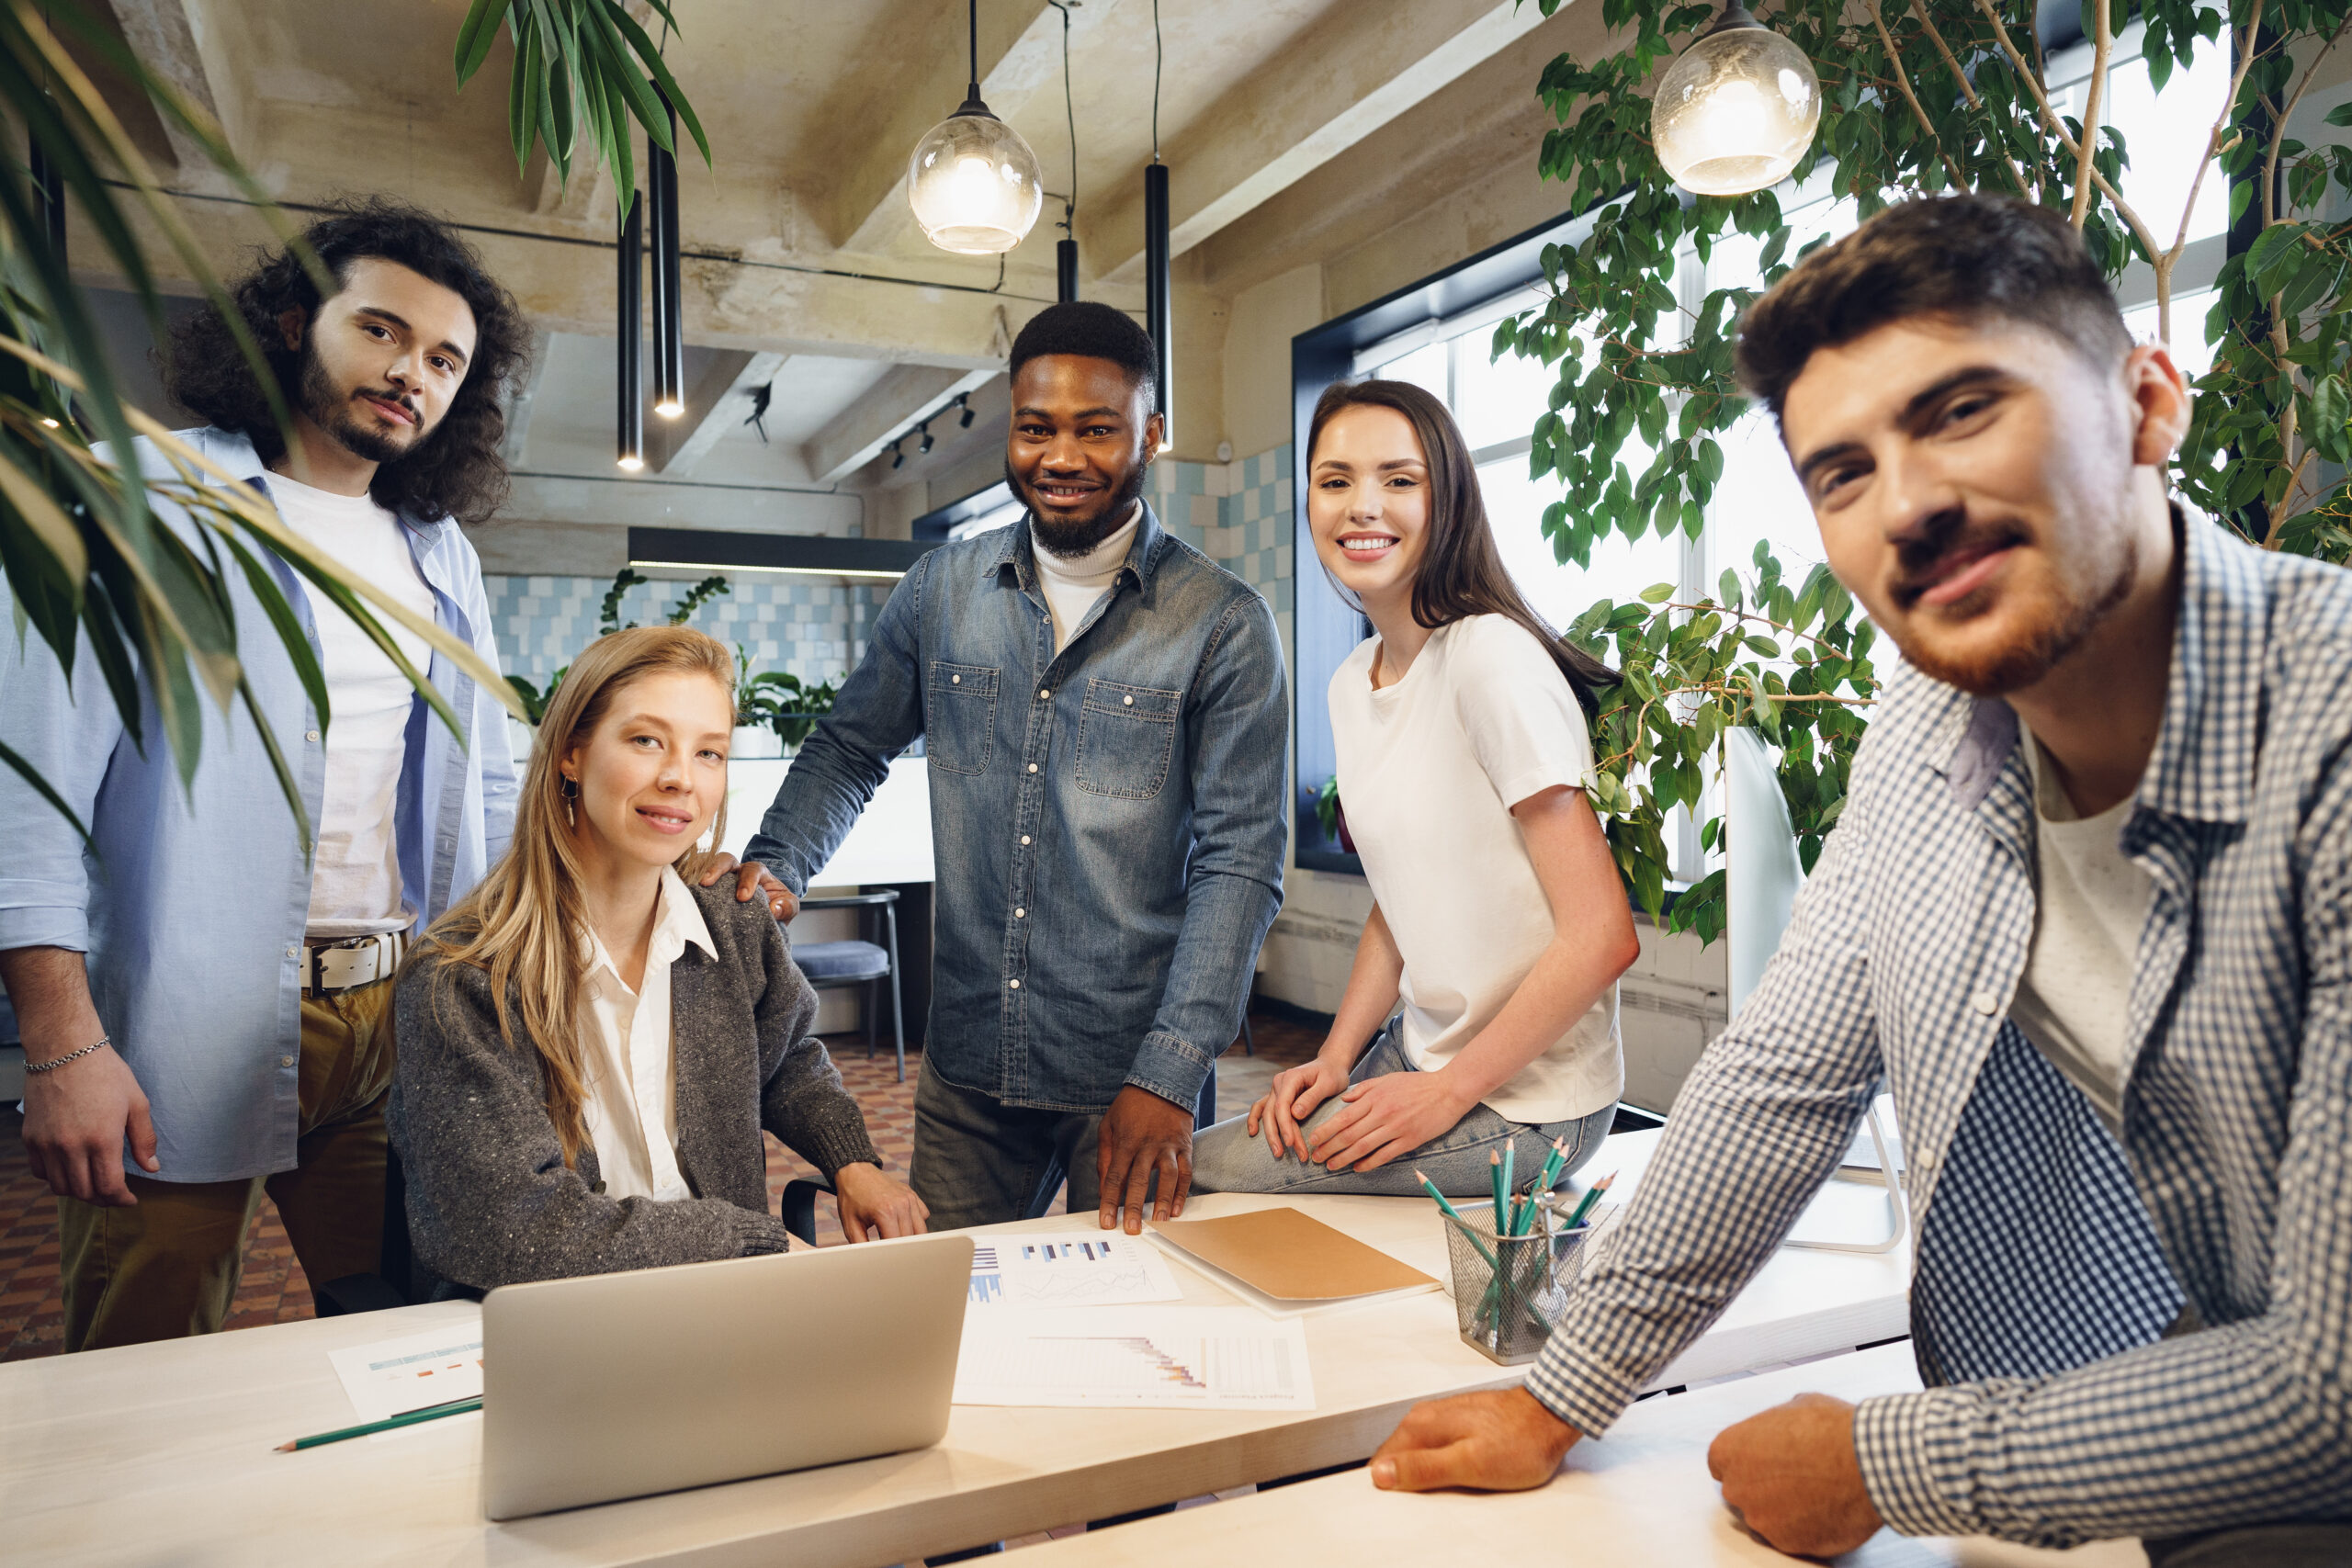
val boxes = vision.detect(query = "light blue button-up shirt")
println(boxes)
[0,427,517,1182]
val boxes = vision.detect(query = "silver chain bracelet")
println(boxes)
[24,1035,110,1074]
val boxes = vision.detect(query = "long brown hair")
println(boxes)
[1306,378,1618,718]
[406,625,735,1164]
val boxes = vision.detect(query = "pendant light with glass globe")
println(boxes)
[1651,4,1821,198]
[909,0,1047,254]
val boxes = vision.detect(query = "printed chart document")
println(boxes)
[967,1231,1183,1309]
[955,1306,1315,1410]
[327,1317,485,1423]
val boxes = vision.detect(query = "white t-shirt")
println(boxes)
[578,868,715,1202]
[1033,506,1139,653]
[1328,615,1621,1124]
[2007,724,2155,1132]
[266,470,436,939]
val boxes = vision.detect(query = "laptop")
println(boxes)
[480,1231,973,1520]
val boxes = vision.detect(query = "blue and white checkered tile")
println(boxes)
[485,573,884,692]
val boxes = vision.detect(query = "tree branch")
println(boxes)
[1908,0,2034,199]
[1871,2,1967,189]
[2071,0,2112,229]
[1970,0,2160,261]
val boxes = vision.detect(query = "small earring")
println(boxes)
[560,775,579,829]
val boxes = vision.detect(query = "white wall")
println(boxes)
[1221,265,1324,460]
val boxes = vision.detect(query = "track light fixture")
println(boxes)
[889,439,905,470]
[956,392,975,429]
[918,421,935,456]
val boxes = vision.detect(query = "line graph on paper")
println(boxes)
[952,1307,1317,1410]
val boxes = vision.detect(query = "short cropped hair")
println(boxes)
[1736,195,2133,421]
[1009,300,1158,400]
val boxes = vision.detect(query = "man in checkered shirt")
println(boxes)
[1366,195,2352,1566]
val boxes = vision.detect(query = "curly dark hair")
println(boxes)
[164,196,531,525]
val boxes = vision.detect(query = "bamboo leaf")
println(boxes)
[454,0,507,85]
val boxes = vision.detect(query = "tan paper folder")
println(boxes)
[1150,1208,1436,1302]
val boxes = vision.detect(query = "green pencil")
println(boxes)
[1516,1137,1573,1235]
[1565,1169,1616,1228]
[1489,1148,1509,1235]
[1499,1142,1517,1230]
[1417,1169,1499,1269]
[276,1394,483,1452]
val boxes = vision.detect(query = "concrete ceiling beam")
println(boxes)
[650,349,784,474]
[1080,0,1550,282]
[107,0,253,168]
[803,363,996,484]
[824,0,1130,256]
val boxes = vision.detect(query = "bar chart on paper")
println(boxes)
[954,1307,1315,1410]
[326,1319,486,1423]
[967,1233,1183,1309]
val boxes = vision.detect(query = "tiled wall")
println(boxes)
[485,576,892,694]
[480,443,1297,688]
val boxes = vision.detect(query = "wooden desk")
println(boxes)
[1020,1343,2146,1568]
[0,1186,1905,1566]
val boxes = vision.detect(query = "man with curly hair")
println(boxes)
[0,197,531,1349]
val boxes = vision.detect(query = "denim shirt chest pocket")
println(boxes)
[1076,677,1182,799]
[927,660,999,774]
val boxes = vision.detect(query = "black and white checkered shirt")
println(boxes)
[1527,511,2352,1547]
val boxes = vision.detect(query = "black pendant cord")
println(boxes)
[1054,0,1079,300]
[617,190,643,468]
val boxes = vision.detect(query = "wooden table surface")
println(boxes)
[1,1172,1909,1567]
[1020,1343,2148,1568]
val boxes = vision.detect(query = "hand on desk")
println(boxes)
[1097,1085,1193,1235]
[1707,1393,1882,1558]
[697,852,797,921]
[833,1161,929,1241]
[1370,1388,1577,1492]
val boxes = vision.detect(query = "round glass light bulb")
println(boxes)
[1651,20,1820,197]
[908,110,1045,255]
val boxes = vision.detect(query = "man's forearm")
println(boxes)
[1127,865,1280,1107]
[0,946,105,1061]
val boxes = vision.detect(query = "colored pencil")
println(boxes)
[1499,1142,1517,1228]
[1565,1170,1616,1228]
[1489,1148,1509,1235]
[276,1395,482,1452]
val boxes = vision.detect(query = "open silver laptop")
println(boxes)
[481,1232,972,1520]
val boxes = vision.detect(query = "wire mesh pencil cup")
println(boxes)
[1442,1208,1582,1365]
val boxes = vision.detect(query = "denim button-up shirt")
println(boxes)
[747,505,1287,1112]
[0,427,517,1182]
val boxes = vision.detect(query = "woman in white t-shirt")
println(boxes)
[1193,379,1639,1199]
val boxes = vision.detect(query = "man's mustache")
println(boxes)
[355,387,418,421]
[1889,507,2026,604]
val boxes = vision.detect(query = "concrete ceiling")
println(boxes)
[76,0,1600,565]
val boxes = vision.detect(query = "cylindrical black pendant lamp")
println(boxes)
[617,191,644,470]
[28,137,64,260]
[1143,160,1171,450]
[650,93,684,418]
[1057,236,1080,302]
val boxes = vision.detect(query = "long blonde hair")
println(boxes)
[410,625,736,1164]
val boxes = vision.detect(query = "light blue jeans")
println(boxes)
[1190,1028,1613,1201]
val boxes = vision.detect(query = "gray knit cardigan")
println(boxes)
[387,880,881,1291]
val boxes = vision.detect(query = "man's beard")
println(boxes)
[298,340,423,467]
[1012,456,1148,558]
[1892,511,2137,696]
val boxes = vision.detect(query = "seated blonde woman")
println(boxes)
[389,626,922,1291]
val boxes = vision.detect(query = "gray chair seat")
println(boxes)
[793,940,892,983]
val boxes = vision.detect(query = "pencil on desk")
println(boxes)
[1566,1170,1616,1228]
[276,1395,483,1452]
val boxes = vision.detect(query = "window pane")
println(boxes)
[1453,333,1561,452]
[1710,409,1827,584]
[1478,457,1682,629]
[2098,47,2231,247]
[1370,341,1448,403]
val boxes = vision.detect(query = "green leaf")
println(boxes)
[455,0,507,86]
[1637,580,1676,604]
[1746,634,1781,659]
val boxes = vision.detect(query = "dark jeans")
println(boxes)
[2141,1525,2352,1567]
[910,1064,1216,1231]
